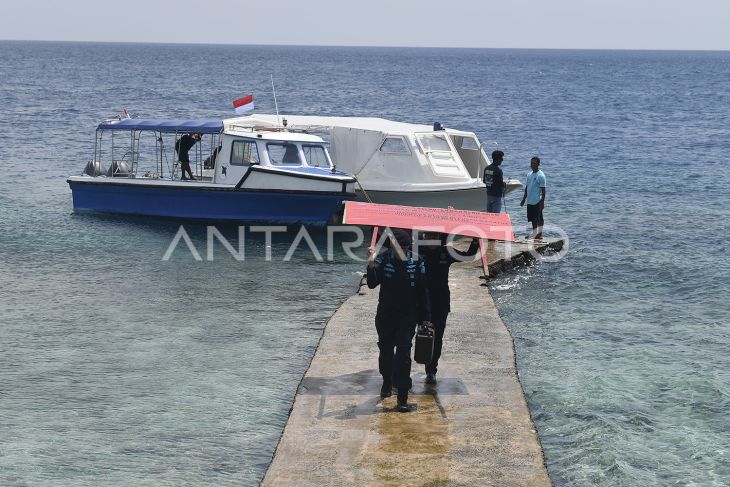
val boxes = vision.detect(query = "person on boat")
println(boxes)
[520,156,547,240]
[418,233,479,385]
[367,228,431,412]
[483,150,505,213]
[176,133,201,180]
[204,144,221,169]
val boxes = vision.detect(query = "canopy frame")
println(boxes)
[92,119,223,179]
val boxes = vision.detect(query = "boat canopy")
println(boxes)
[224,114,485,180]
[97,119,223,134]
[225,114,434,133]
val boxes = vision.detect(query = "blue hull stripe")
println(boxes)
[69,182,351,223]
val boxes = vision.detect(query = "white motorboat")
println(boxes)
[225,114,522,210]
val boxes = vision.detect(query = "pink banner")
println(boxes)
[343,201,514,242]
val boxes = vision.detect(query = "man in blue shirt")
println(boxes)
[483,150,505,213]
[520,156,546,239]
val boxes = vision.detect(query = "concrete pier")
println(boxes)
[262,239,561,486]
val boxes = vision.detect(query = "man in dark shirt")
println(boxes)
[367,229,431,412]
[419,233,479,384]
[176,133,201,180]
[483,150,505,213]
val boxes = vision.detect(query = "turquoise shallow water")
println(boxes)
[1,42,729,486]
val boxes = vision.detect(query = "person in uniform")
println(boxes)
[483,150,505,213]
[367,229,431,412]
[419,233,479,384]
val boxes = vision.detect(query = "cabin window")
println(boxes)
[460,137,479,150]
[302,145,331,167]
[379,136,410,154]
[416,132,465,177]
[450,135,482,178]
[267,143,302,165]
[230,139,260,166]
[416,133,451,153]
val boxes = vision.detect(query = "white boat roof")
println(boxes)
[223,114,469,135]
[224,124,326,143]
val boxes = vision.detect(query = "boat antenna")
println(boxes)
[271,74,281,127]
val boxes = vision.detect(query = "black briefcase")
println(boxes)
[414,323,434,365]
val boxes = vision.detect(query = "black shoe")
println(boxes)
[380,381,393,398]
[425,373,437,385]
[396,390,409,412]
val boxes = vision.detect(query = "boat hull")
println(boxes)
[68,179,352,224]
[356,186,488,211]
[355,180,522,211]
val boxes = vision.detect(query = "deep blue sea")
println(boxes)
[0,42,728,486]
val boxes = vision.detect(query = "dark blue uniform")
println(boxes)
[422,239,479,376]
[483,163,505,196]
[367,249,430,391]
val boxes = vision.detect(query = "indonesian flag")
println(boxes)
[233,94,254,114]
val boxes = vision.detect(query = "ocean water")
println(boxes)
[0,42,728,486]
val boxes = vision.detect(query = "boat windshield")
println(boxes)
[302,144,331,168]
[416,133,452,153]
[267,143,302,165]
[416,132,464,177]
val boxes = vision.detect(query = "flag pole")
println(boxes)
[271,74,281,127]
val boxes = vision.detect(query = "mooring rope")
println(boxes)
[353,175,373,203]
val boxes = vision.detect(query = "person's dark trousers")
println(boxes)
[375,314,417,391]
[425,307,449,376]
[180,160,194,179]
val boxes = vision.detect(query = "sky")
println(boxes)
[1,0,728,51]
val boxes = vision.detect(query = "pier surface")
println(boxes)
[262,239,561,486]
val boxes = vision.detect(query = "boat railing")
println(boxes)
[92,126,221,182]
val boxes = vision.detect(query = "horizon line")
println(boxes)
[1,38,729,53]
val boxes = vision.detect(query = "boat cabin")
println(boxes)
[225,115,494,192]
[213,122,336,186]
